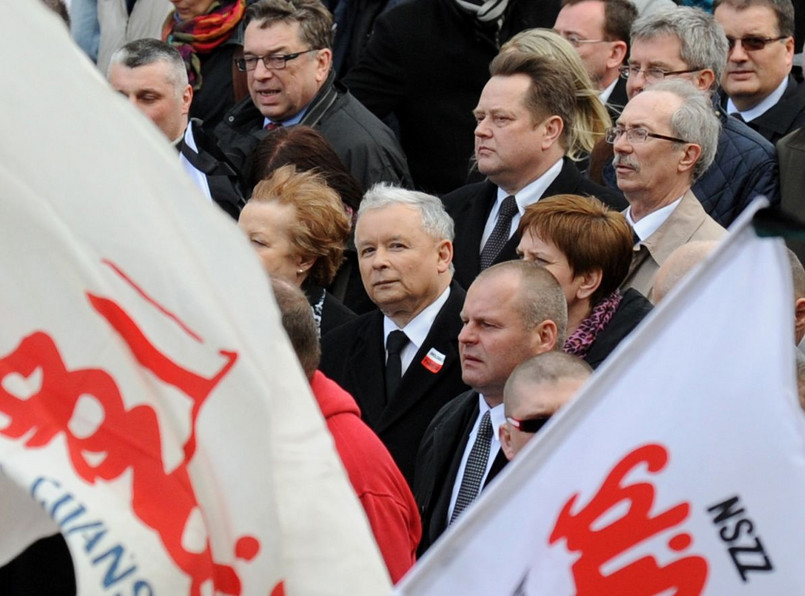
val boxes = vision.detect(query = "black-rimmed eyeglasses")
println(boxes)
[235,49,319,72]
[605,127,688,145]
[507,414,552,434]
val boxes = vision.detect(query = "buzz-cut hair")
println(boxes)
[109,38,189,92]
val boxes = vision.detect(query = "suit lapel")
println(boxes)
[451,181,497,285]
[429,393,479,541]
[345,313,387,427]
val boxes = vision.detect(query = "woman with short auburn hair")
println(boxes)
[239,164,355,335]
[518,194,652,368]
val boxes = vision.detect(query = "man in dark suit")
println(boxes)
[108,39,244,219]
[715,0,805,144]
[319,185,468,486]
[554,0,637,120]
[443,51,627,290]
[414,261,568,553]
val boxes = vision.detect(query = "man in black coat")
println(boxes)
[443,51,627,290]
[714,0,805,144]
[108,39,245,219]
[414,261,568,554]
[320,186,468,486]
[342,0,561,194]
[214,0,411,191]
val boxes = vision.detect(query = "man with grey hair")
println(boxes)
[500,351,592,460]
[319,185,468,486]
[414,260,567,553]
[213,0,411,191]
[714,0,805,143]
[612,6,780,228]
[108,38,244,219]
[610,79,727,300]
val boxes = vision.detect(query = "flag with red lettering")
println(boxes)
[0,3,390,595]
[396,202,805,595]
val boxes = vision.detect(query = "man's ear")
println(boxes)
[696,69,716,92]
[315,48,333,83]
[436,239,453,274]
[678,142,702,175]
[606,41,628,70]
[533,319,559,352]
[540,115,564,150]
[181,84,193,115]
[499,422,515,461]
[794,297,805,344]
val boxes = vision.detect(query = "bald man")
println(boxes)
[499,351,592,460]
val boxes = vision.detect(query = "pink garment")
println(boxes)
[310,371,421,583]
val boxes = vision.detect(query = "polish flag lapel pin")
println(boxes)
[421,348,446,373]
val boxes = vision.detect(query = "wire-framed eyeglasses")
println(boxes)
[605,127,688,145]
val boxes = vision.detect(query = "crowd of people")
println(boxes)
[25,0,805,589]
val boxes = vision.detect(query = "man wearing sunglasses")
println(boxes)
[214,0,411,191]
[714,0,805,143]
[499,352,591,461]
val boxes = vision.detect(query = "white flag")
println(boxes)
[396,201,805,595]
[0,3,390,595]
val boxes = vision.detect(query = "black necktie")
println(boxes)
[450,410,493,524]
[480,195,518,270]
[385,330,408,401]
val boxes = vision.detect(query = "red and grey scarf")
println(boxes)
[163,0,246,90]
[562,290,623,359]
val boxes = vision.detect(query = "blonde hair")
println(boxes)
[500,28,611,160]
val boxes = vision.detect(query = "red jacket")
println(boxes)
[310,371,421,583]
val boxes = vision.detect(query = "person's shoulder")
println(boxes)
[442,180,493,210]
[321,309,379,345]
[721,113,777,158]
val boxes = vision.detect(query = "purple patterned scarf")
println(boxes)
[563,290,622,358]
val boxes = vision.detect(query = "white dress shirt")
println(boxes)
[383,286,451,376]
[480,157,564,250]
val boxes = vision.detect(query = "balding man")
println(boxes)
[652,241,719,303]
[613,7,780,227]
[499,352,592,460]
[611,80,727,300]
[414,261,567,553]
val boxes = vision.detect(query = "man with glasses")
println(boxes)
[611,80,726,299]
[499,352,591,461]
[714,0,805,143]
[553,0,637,119]
[605,6,780,229]
[213,0,411,190]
